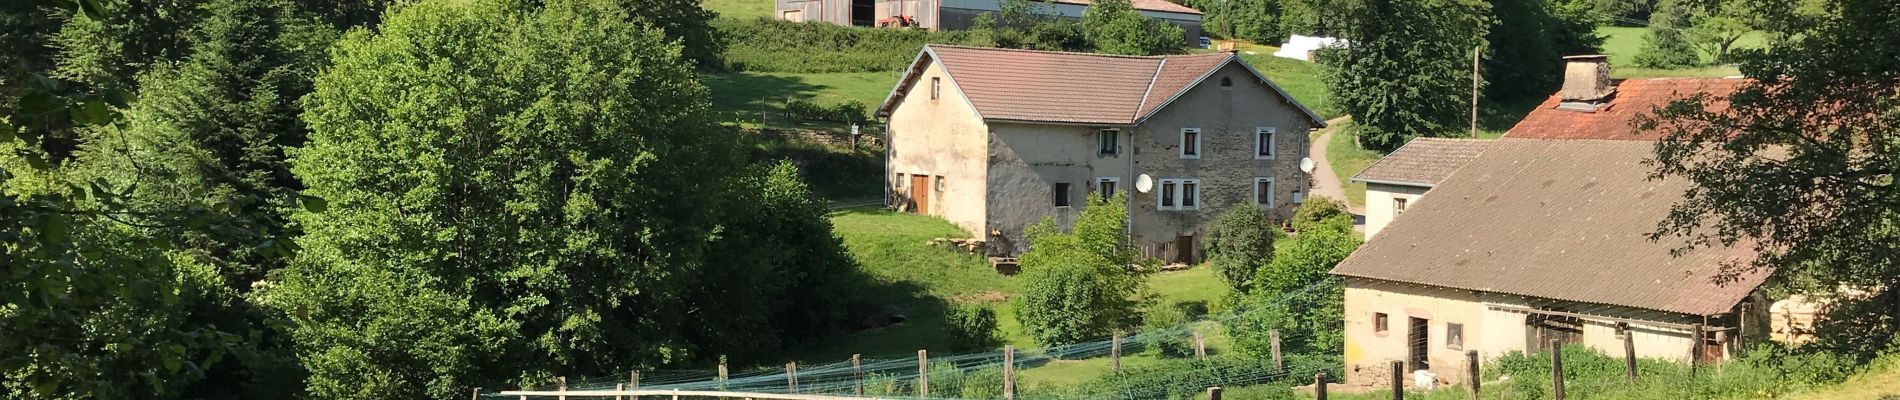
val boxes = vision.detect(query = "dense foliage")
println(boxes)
[1483,0,1606,101]
[1014,194,1150,347]
[716,18,980,73]
[946,304,1003,351]
[1227,218,1361,358]
[1080,0,1186,55]
[1639,0,1900,361]
[1202,204,1281,295]
[1634,0,1704,67]
[1322,0,1491,151]
[1481,345,1862,399]
[1288,197,1354,233]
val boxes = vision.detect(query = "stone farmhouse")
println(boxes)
[1329,56,1771,387]
[1350,137,1492,238]
[875,45,1327,263]
[775,0,1203,45]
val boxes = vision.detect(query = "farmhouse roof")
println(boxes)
[1507,77,1746,140]
[1050,0,1204,15]
[1351,137,1493,187]
[1329,138,1768,316]
[876,45,1325,127]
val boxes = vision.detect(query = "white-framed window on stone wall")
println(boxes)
[1253,177,1275,208]
[1157,178,1201,210]
[1099,128,1120,155]
[1096,177,1120,200]
[1180,128,1201,159]
[1255,127,1277,159]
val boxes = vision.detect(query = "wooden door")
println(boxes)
[1175,235,1195,264]
[909,174,930,214]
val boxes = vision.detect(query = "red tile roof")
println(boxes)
[1331,138,1769,316]
[1050,0,1204,15]
[1506,77,1746,140]
[877,45,1325,126]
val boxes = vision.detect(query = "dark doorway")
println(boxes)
[1407,317,1430,372]
[1528,313,1583,351]
[850,0,874,26]
[1175,235,1195,264]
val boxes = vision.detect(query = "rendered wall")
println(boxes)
[1362,182,1430,239]
[886,60,991,237]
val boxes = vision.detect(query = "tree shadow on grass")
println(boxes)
[701,72,825,123]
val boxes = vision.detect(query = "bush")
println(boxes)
[717,18,981,73]
[1203,204,1282,295]
[1290,197,1353,233]
[1229,226,1360,357]
[1014,193,1149,347]
[785,98,868,123]
[946,305,1002,351]
[1143,303,1194,358]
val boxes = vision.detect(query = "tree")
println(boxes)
[1203,204,1281,295]
[1633,0,1700,68]
[1683,0,1761,64]
[1481,0,1605,102]
[1290,197,1353,233]
[1014,194,1150,347]
[1638,0,1900,360]
[1080,0,1186,55]
[614,0,725,69]
[1227,219,1363,357]
[264,0,806,397]
[1548,0,1608,55]
[1323,0,1491,151]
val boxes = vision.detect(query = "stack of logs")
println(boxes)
[927,237,986,255]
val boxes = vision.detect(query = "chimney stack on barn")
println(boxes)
[1560,55,1615,103]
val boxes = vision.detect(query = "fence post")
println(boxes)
[557,376,568,400]
[1689,323,1703,377]
[1111,333,1123,372]
[519,384,529,400]
[1551,339,1566,400]
[631,371,640,390]
[1206,386,1223,400]
[918,349,930,397]
[786,362,799,394]
[1270,329,1284,373]
[1623,324,1638,382]
[1194,331,1208,360]
[852,353,864,396]
[718,361,729,391]
[1314,373,1328,400]
[1004,345,1017,400]
[472,387,481,400]
[1465,350,1481,399]
[1390,360,1405,400]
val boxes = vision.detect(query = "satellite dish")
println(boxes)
[1135,174,1155,193]
[1299,157,1317,174]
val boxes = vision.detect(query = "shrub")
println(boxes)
[1203,204,1282,295]
[786,99,869,124]
[1289,197,1353,233]
[717,18,981,73]
[946,304,1003,351]
[1229,226,1360,357]
[1014,193,1149,347]
[1143,303,1194,358]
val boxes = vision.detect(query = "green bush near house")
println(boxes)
[716,18,981,73]
[1290,197,1354,233]
[1203,204,1284,295]
[1015,194,1151,347]
[947,304,1003,351]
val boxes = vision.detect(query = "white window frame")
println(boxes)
[930,77,941,100]
[1099,128,1120,155]
[1255,127,1277,159]
[1179,128,1202,159]
[1096,177,1120,200]
[1156,178,1202,211]
[1253,177,1275,208]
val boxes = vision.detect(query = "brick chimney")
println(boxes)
[1560,55,1614,102]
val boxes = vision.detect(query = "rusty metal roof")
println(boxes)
[876,45,1325,127]
[1507,77,1746,141]
[1330,138,1768,316]
[1351,138,1494,187]
[1051,0,1204,15]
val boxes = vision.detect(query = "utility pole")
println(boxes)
[1470,44,1481,138]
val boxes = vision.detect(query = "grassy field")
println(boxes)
[1596,26,1765,78]
[1234,42,1341,120]
[703,71,899,129]
[1322,121,1380,208]
[703,0,771,20]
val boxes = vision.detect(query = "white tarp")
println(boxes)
[1273,34,1347,62]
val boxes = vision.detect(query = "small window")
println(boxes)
[1255,127,1277,159]
[1053,183,1072,207]
[1181,180,1198,208]
[935,176,945,191]
[1447,323,1465,350]
[1096,177,1119,199]
[896,173,907,188]
[1394,197,1409,214]
[1220,76,1233,87]
[1180,128,1201,159]
[930,77,941,100]
[1099,129,1120,155]
[1375,313,1390,334]
[1254,177,1275,208]
[1161,181,1177,208]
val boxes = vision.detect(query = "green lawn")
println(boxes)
[1234,42,1341,120]
[702,71,899,130]
[1596,26,1765,78]
[703,0,772,20]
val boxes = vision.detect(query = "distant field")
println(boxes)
[1234,42,1341,120]
[1596,26,1765,78]
[702,71,899,129]
[703,0,771,20]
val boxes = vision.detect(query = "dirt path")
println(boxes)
[1308,117,1368,232]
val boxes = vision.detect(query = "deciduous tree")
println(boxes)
[1081,0,1186,55]
[1203,204,1281,295]
[1323,0,1490,151]
[1014,194,1150,347]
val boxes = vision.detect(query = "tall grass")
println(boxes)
[1476,345,1860,400]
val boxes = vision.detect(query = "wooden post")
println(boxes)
[1270,329,1284,373]
[852,354,864,396]
[558,376,568,400]
[1194,331,1208,360]
[1111,333,1123,372]
[1469,44,1481,138]
[1689,323,1704,377]
[1206,386,1223,400]
[631,371,640,389]
[1390,360,1404,400]
[1004,345,1017,400]
[1314,373,1328,400]
[1466,350,1480,399]
[615,384,625,400]
[786,362,799,394]
[718,362,729,391]
[1551,339,1566,400]
[918,350,930,397]
[1623,325,1638,382]
[472,387,481,400]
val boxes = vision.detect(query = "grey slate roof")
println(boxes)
[1330,138,1768,316]
[1351,137,1494,187]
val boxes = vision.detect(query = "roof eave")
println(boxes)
[1350,177,1435,188]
